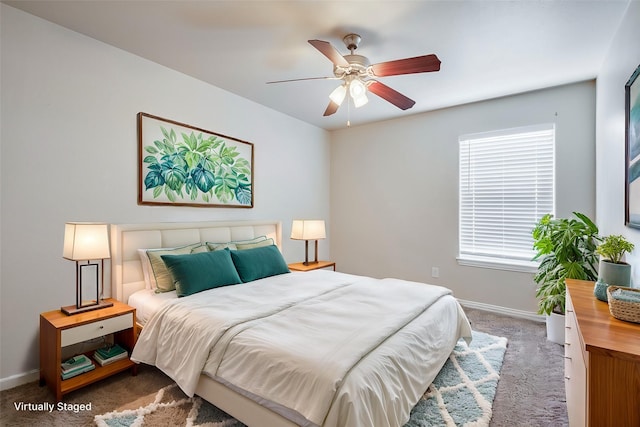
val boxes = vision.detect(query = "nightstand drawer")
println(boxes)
[61,313,133,347]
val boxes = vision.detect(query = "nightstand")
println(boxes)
[39,299,137,400]
[288,261,336,272]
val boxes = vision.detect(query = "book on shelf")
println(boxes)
[93,349,128,366]
[61,360,95,380]
[61,354,92,374]
[95,344,127,360]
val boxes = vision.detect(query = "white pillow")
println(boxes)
[138,249,153,289]
[206,235,268,251]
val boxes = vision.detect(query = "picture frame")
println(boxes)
[626,65,640,227]
[138,112,254,208]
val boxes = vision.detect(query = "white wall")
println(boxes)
[330,81,596,313]
[0,5,330,386]
[596,1,640,284]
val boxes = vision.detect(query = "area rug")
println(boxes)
[95,330,507,427]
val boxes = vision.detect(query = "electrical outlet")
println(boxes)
[431,267,439,278]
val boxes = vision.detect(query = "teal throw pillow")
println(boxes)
[230,245,290,283]
[161,250,241,297]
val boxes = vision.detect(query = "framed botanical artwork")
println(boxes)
[138,112,253,208]
[625,65,640,227]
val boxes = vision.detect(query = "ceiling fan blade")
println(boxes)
[266,76,336,84]
[308,39,350,67]
[367,81,416,110]
[323,100,340,116]
[370,54,441,77]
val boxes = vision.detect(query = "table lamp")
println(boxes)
[291,220,326,265]
[61,222,113,315]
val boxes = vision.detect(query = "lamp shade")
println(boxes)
[329,84,347,106]
[291,220,326,240]
[349,79,368,108]
[349,79,366,98]
[63,222,111,260]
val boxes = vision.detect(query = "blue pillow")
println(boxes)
[161,250,241,297]
[230,245,290,282]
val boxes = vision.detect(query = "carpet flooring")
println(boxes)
[92,330,507,427]
[0,307,568,426]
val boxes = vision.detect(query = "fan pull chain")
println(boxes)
[347,95,351,127]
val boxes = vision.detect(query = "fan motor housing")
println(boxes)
[334,54,370,78]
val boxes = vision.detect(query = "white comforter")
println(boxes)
[132,270,472,427]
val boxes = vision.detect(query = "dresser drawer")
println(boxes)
[61,312,133,347]
[565,301,586,427]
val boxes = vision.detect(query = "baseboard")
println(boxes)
[457,298,545,323]
[0,369,39,392]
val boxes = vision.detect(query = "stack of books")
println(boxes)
[61,355,95,380]
[93,344,128,366]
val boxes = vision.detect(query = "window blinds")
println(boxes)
[459,124,555,264]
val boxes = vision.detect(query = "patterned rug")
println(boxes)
[95,330,507,427]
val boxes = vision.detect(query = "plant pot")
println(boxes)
[595,260,632,301]
[546,312,565,345]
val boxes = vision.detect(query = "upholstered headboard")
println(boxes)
[110,220,282,303]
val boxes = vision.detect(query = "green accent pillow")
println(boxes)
[230,245,290,283]
[161,250,242,297]
[146,243,203,293]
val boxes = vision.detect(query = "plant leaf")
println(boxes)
[192,166,216,193]
[236,186,252,205]
[163,167,186,191]
[144,171,164,190]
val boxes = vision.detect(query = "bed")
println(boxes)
[110,220,472,427]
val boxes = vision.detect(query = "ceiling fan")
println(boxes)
[268,34,441,117]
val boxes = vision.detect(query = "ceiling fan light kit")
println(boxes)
[269,33,441,121]
[349,81,368,108]
[329,84,347,105]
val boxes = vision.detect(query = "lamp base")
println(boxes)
[61,300,113,316]
[302,239,320,266]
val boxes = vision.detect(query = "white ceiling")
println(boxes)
[4,0,631,130]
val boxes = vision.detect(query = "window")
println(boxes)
[458,124,555,271]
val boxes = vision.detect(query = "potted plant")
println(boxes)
[593,234,635,301]
[532,212,600,343]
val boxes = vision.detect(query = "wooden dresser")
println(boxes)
[565,279,640,426]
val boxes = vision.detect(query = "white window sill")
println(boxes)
[457,255,538,273]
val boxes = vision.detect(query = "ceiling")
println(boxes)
[4,1,631,130]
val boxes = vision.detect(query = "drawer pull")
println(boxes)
[99,325,104,329]
[565,376,570,380]
[565,326,571,329]
[564,356,572,360]
[565,342,570,346]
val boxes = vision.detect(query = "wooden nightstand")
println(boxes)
[288,261,336,272]
[39,299,137,400]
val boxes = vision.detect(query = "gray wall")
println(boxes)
[330,81,596,313]
[596,1,640,284]
[0,5,331,386]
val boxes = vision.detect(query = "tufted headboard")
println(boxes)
[110,220,282,303]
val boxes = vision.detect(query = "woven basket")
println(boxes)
[606,286,640,323]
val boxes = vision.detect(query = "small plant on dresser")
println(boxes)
[593,234,635,301]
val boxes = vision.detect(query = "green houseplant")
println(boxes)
[596,234,634,264]
[532,212,600,343]
[593,235,635,301]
